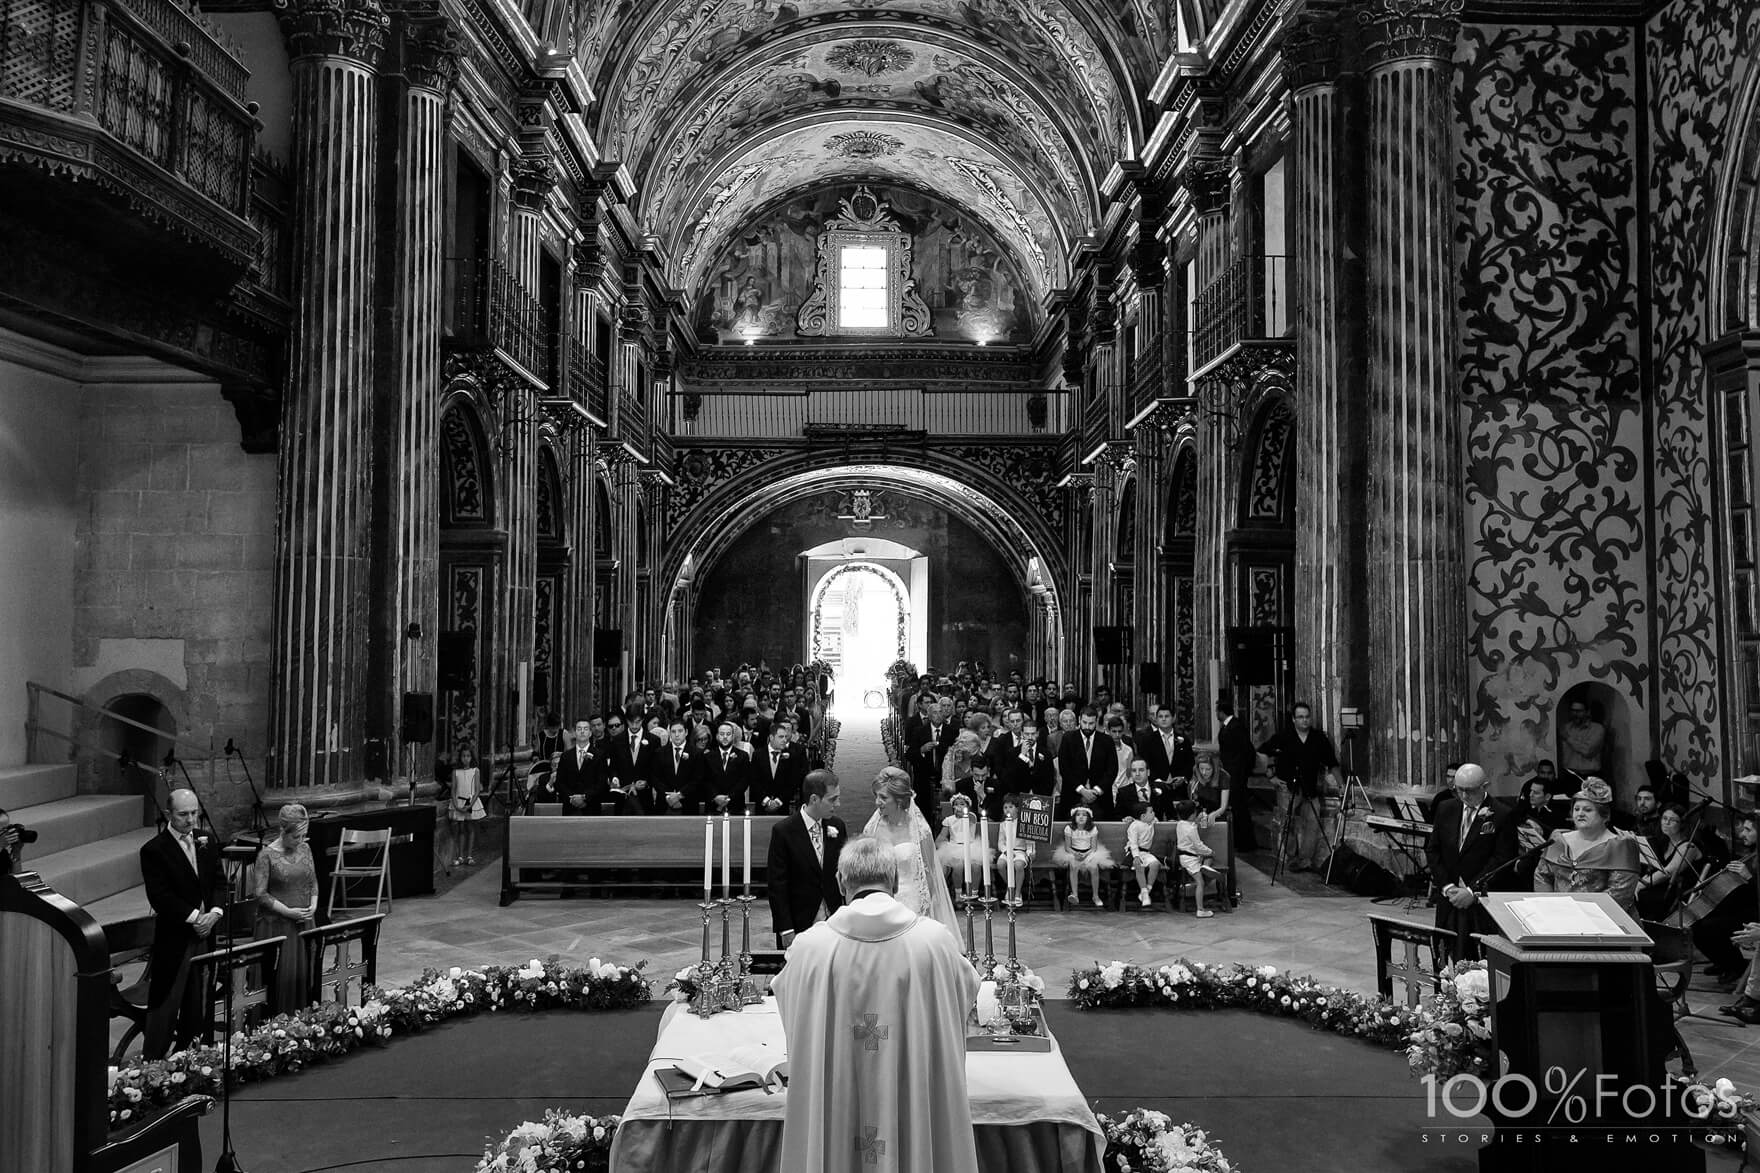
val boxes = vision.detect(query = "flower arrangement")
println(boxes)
[1405,961,1492,1081]
[1067,959,1423,1049]
[476,1109,618,1173]
[880,715,903,765]
[108,956,649,1129]
[1096,1109,1235,1172]
[664,964,711,1003]
[805,658,834,681]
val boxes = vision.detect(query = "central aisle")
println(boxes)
[822,699,892,830]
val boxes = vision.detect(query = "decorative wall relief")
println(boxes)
[1453,24,1650,784]
[796,187,933,337]
[693,182,1031,343]
[1644,0,1760,783]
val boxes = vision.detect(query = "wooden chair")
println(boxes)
[300,913,384,1007]
[1367,912,1450,1007]
[187,937,282,1042]
[328,827,393,918]
[103,913,158,1063]
[2,870,211,1172]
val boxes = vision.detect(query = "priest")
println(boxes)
[772,835,979,1173]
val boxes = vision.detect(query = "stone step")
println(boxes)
[15,794,150,859]
[0,762,77,811]
[85,884,153,933]
[28,826,158,910]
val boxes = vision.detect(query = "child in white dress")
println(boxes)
[449,746,486,866]
[994,794,1036,907]
[935,795,993,894]
[1172,799,1220,918]
[1052,806,1114,907]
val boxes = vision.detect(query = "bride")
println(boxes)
[863,766,961,937]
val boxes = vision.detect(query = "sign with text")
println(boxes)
[1019,795,1053,843]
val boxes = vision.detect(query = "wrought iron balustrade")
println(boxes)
[562,346,610,425]
[616,384,649,448]
[1193,254,1289,371]
[443,256,551,382]
[0,0,255,240]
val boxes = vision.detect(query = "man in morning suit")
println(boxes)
[607,703,663,812]
[1135,704,1195,787]
[1055,707,1116,818]
[751,720,807,814]
[1215,697,1260,851]
[766,769,846,948]
[557,719,608,815]
[998,721,1057,799]
[654,720,702,814]
[140,788,225,1058]
[700,720,751,814]
[1425,762,1516,965]
[910,698,957,821]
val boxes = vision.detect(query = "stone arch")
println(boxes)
[439,395,495,529]
[807,561,911,665]
[535,441,565,543]
[79,669,189,797]
[1115,472,1137,565]
[1712,63,1760,335]
[1237,396,1296,527]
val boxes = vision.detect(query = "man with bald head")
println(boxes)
[1425,762,1516,964]
[140,787,225,1057]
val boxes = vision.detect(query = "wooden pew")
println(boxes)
[505,815,789,900]
[1024,818,1237,911]
[2,871,211,1173]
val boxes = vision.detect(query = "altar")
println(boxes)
[610,998,1106,1173]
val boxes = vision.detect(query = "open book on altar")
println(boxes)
[655,1043,788,1098]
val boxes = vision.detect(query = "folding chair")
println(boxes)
[328,827,393,919]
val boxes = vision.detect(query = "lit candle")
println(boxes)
[980,810,991,897]
[722,813,731,898]
[703,817,712,902]
[743,810,752,894]
[962,812,973,894]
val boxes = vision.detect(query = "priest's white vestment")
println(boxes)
[772,890,980,1173]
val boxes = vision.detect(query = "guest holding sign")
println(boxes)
[765,769,846,949]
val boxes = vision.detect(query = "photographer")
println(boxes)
[0,807,38,875]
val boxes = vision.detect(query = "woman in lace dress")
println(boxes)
[864,766,961,936]
[255,803,318,1012]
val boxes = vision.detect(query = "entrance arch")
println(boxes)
[808,561,911,701]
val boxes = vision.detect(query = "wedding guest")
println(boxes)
[1125,802,1163,909]
[995,794,1034,907]
[140,788,224,1058]
[1172,800,1219,919]
[1215,698,1259,851]
[557,718,606,816]
[1533,777,1642,918]
[254,803,317,1011]
[1638,803,1704,919]
[1056,708,1115,819]
[1426,763,1516,964]
[935,794,991,896]
[1053,806,1112,907]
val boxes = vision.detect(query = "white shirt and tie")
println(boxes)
[174,829,209,925]
[804,812,829,923]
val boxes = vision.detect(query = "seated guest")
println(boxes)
[254,803,317,1012]
[1113,758,1163,822]
[1638,803,1706,919]
[1532,778,1643,918]
[1053,805,1113,907]
[1124,802,1163,908]
[1718,921,1760,1023]
[1509,776,1563,889]
[140,788,224,1058]
[654,720,702,814]
[1692,811,1759,981]
[1630,784,1662,839]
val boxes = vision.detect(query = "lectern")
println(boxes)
[1476,893,1703,1173]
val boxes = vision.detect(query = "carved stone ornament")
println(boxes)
[1281,8,1344,91]
[573,235,605,289]
[401,16,461,94]
[1184,159,1232,217]
[274,0,390,66]
[510,155,557,211]
[1357,0,1462,65]
[796,187,932,338]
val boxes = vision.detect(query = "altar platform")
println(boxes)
[610,997,1105,1173]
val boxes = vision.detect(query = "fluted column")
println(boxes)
[382,16,457,783]
[269,0,387,788]
[1287,8,1355,735]
[1361,0,1466,788]
[1187,158,1234,726]
[1132,432,1166,708]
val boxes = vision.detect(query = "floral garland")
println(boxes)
[108,957,649,1130]
[1405,961,1494,1082]
[880,714,903,765]
[477,1106,1231,1173]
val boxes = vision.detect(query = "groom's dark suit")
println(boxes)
[766,810,847,947]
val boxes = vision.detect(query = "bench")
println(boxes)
[1022,819,1236,911]
[505,815,789,901]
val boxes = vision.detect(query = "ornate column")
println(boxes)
[380,15,458,784]
[1361,0,1466,788]
[1286,5,1357,733]
[1186,158,1236,723]
[269,0,388,789]
[1131,430,1167,709]
[564,236,602,718]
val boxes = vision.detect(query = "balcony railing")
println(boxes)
[562,346,609,425]
[0,0,255,238]
[444,257,551,381]
[616,384,649,452]
[1193,254,1288,371]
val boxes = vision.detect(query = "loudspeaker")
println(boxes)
[437,630,475,691]
[1326,845,1402,899]
[1093,625,1126,664]
[363,738,387,780]
[1137,661,1161,694]
[1227,626,1276,685]
[401,692,434,743]
[593,628,623,668]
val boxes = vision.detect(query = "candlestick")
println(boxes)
[979,895,998,974]
[979,811,991,897]
[737,894,762,1005]
[702,817,713,903]
[743,810,752,895]
[962,816,972,893]
[721,814,731,899]
[1006,900,1019,972]
[692,900,719,1019]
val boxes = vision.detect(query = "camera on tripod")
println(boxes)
[1339,707,1366,733]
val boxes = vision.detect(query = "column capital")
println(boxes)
[510,155,557,211]
[1182,157,1232,217]
[275,0,390,67]
[1281,6,1345,92]
[1357,0,1461,67]
[400,15,460,94]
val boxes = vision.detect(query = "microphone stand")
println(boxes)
[122,753,169,832]
[224,740,269,839]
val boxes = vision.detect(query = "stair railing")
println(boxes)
[24,681,220,800]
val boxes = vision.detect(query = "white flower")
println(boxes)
[826,825,840,839]
[1100,962,1127,990]
[1024,974,1045,994]
[1256,965,1277,978]
[1452,968,1490,1006]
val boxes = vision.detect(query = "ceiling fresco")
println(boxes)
[572,0,1170,314]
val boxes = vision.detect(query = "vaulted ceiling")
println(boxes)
[575,0,1174,311]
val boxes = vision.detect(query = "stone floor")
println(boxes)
[383,704,1760,1091]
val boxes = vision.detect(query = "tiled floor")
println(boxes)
[379,705,1760,1092]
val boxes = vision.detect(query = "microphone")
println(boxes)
[224,738,236,757]
[163,748,177,768]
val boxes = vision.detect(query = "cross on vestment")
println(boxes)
[852,1012,890,1051]
[854,1125,886,1165]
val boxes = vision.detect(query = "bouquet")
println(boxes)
[1405,961,1493,1081]
[1097,1108,1235,1172]
[476,1109,617,1173]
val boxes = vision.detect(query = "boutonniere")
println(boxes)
[195,835,210,846]
[825,825,840,840]
[1473,808,1494,825]
[678,751,689,760]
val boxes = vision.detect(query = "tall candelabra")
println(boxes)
[736,893,762,1004]
[690,899,721,1018]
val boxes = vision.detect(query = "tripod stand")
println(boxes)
[1323,733,1372,886]
[1270,785,1320,886]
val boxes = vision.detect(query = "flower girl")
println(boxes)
[995,794,1036,907]
[1052,805,1114,907]
[935,794,993,894]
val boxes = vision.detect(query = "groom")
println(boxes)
[766,768,846,948]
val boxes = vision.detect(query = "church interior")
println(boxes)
[5,0,1760,1168]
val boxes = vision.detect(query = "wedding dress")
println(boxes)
[862,804,962,938]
